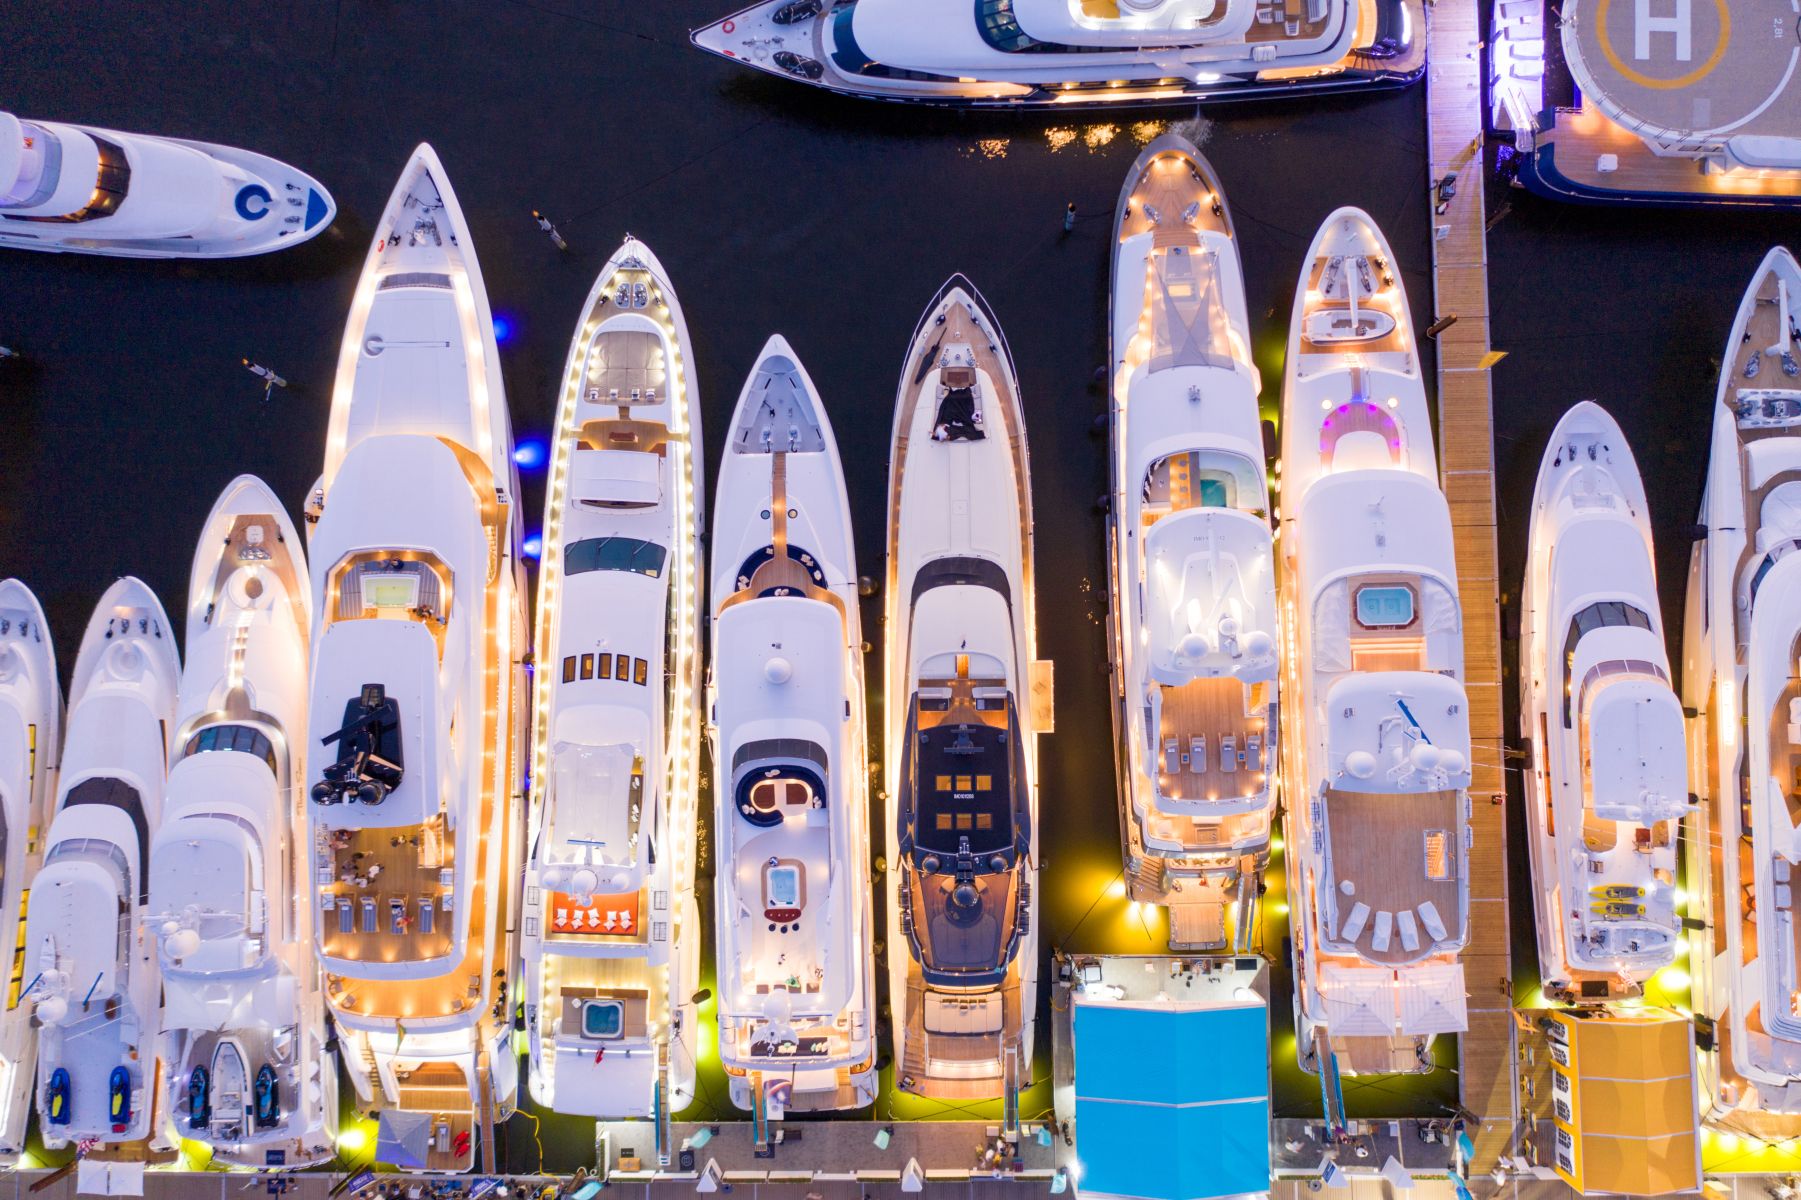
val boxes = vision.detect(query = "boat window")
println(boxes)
[1354,584,1415,629]
[565,536,667,579]
[182,723,277,774]
[1560,600,1655,724]
[4,133,129,224]
[915,723,1012,854]
[0,123,63,208]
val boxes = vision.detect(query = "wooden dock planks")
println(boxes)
[1424,0,1518,1170]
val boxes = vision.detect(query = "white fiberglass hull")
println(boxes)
[523,237,705,1124]
[1521,402,1683,1005]
[0,580,59,1157]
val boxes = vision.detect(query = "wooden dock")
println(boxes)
[1424,0,1518,1172]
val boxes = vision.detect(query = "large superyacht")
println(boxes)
[1278,210,1471,1075]
[26,579,181,1146]
[150,476,333,1165]
[1107,135,1277,952]
[708,337,877,1113]
[691,0,1423,107]
[0,580,59,1156]
[1684,246,1801,1121]
[0,110,334,258]
[303,145,529,1172]
[1521,403,1683,1006]
[522,238,705,1129]
[885,279,1046,1100]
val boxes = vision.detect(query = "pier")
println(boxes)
[1424,0,1518,1174]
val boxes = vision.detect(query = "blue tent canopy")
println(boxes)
[1074,1001,1270,1200]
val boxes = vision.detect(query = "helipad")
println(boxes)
[1566,0,1800,150]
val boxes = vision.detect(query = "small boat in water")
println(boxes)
[1521,402,1683,1006]
[26,577,181,1146]
[0,111,334,258]
[1106,135,1277,952]
[149,475,333,1164]
[522,237,706,1125]
[708,336,877,1113]
[885,279,1046,1100]
[1278,209,1471,1076]
[0,579,60,1156]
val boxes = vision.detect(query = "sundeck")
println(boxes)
[0,580,60,1156]
[885,280,1047,1101]
[1685,247,1801,1120]
[708,338,877,1114]
[692,0,1422,107]
[26,578,180,1146]
[1107,135,1276,952]
[303,145,528,1173]
[1521,404,1683,1006]
[0,110,333,257]
[1278,209,1471,1076]
[522,238,705,1133]
[149,476,333,1165]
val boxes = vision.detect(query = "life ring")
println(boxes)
[723,18,736,32]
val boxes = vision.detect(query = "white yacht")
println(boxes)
[1106,135,1276,953]
[707,336,877,1114]
[303,145,529,1172]
[1521,403,1683,1006]
[1278,210,1471,1076]
[885,280,1046,1101]
[149,476,333,1166]
[522,237,705,1129]
[0,580,60,1156]
[0,111,334,258]
[1684,246,1801,1116]
[26,578,180,1146]
[691,0,1422,107]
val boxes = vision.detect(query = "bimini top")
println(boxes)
[1561,0,1801,169]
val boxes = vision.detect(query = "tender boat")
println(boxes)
[148,476,333,1164]
[0,111,333,258]
[303,145,529,1173]
[884,279,1047,1100]
[25,578,180,1145]
[1684,246,1801,1118]
[1106,135,1276,952]
[522,237,705,1129]
[1521,403,1683,1006]
[0,580,60,1155]
[1277,210,1471,1076]
[691,0,1422,107]
[707,336,877,1114]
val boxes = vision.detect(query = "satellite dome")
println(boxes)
[109,641,143,679]
[765,657,793,685]
[37,996,67,1025]
[1244,630,1274,658]
[169,928,203,960]
[570,868,600,898]
[1344,750,1377,779]
[1179,633,1210,659]
[1411,743,1443,771]
[1438,749,1467,775]
[1218,616,1240,637]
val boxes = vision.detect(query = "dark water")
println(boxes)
[6,0,1792,1170]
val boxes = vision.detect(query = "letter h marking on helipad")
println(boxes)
[1633,0,1693,62]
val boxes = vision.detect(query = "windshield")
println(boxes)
[566,536,667,578]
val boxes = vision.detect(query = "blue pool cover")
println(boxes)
[1073,1001,1270,1199]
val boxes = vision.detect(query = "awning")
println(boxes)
[551,1043,657,1118]
[1546,1009,1700,1195]
[1074,995,1269,1200]
[376,1109,434,1169]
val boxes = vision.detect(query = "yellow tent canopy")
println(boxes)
[1547,1009,1699,1195]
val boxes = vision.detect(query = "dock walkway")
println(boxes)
[1425,0,1517,1173]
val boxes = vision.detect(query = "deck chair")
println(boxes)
[1417,900,1448,942]
[1396,909,1420,952]
[1339,901,1371,942]
[1371,910,1394,952]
